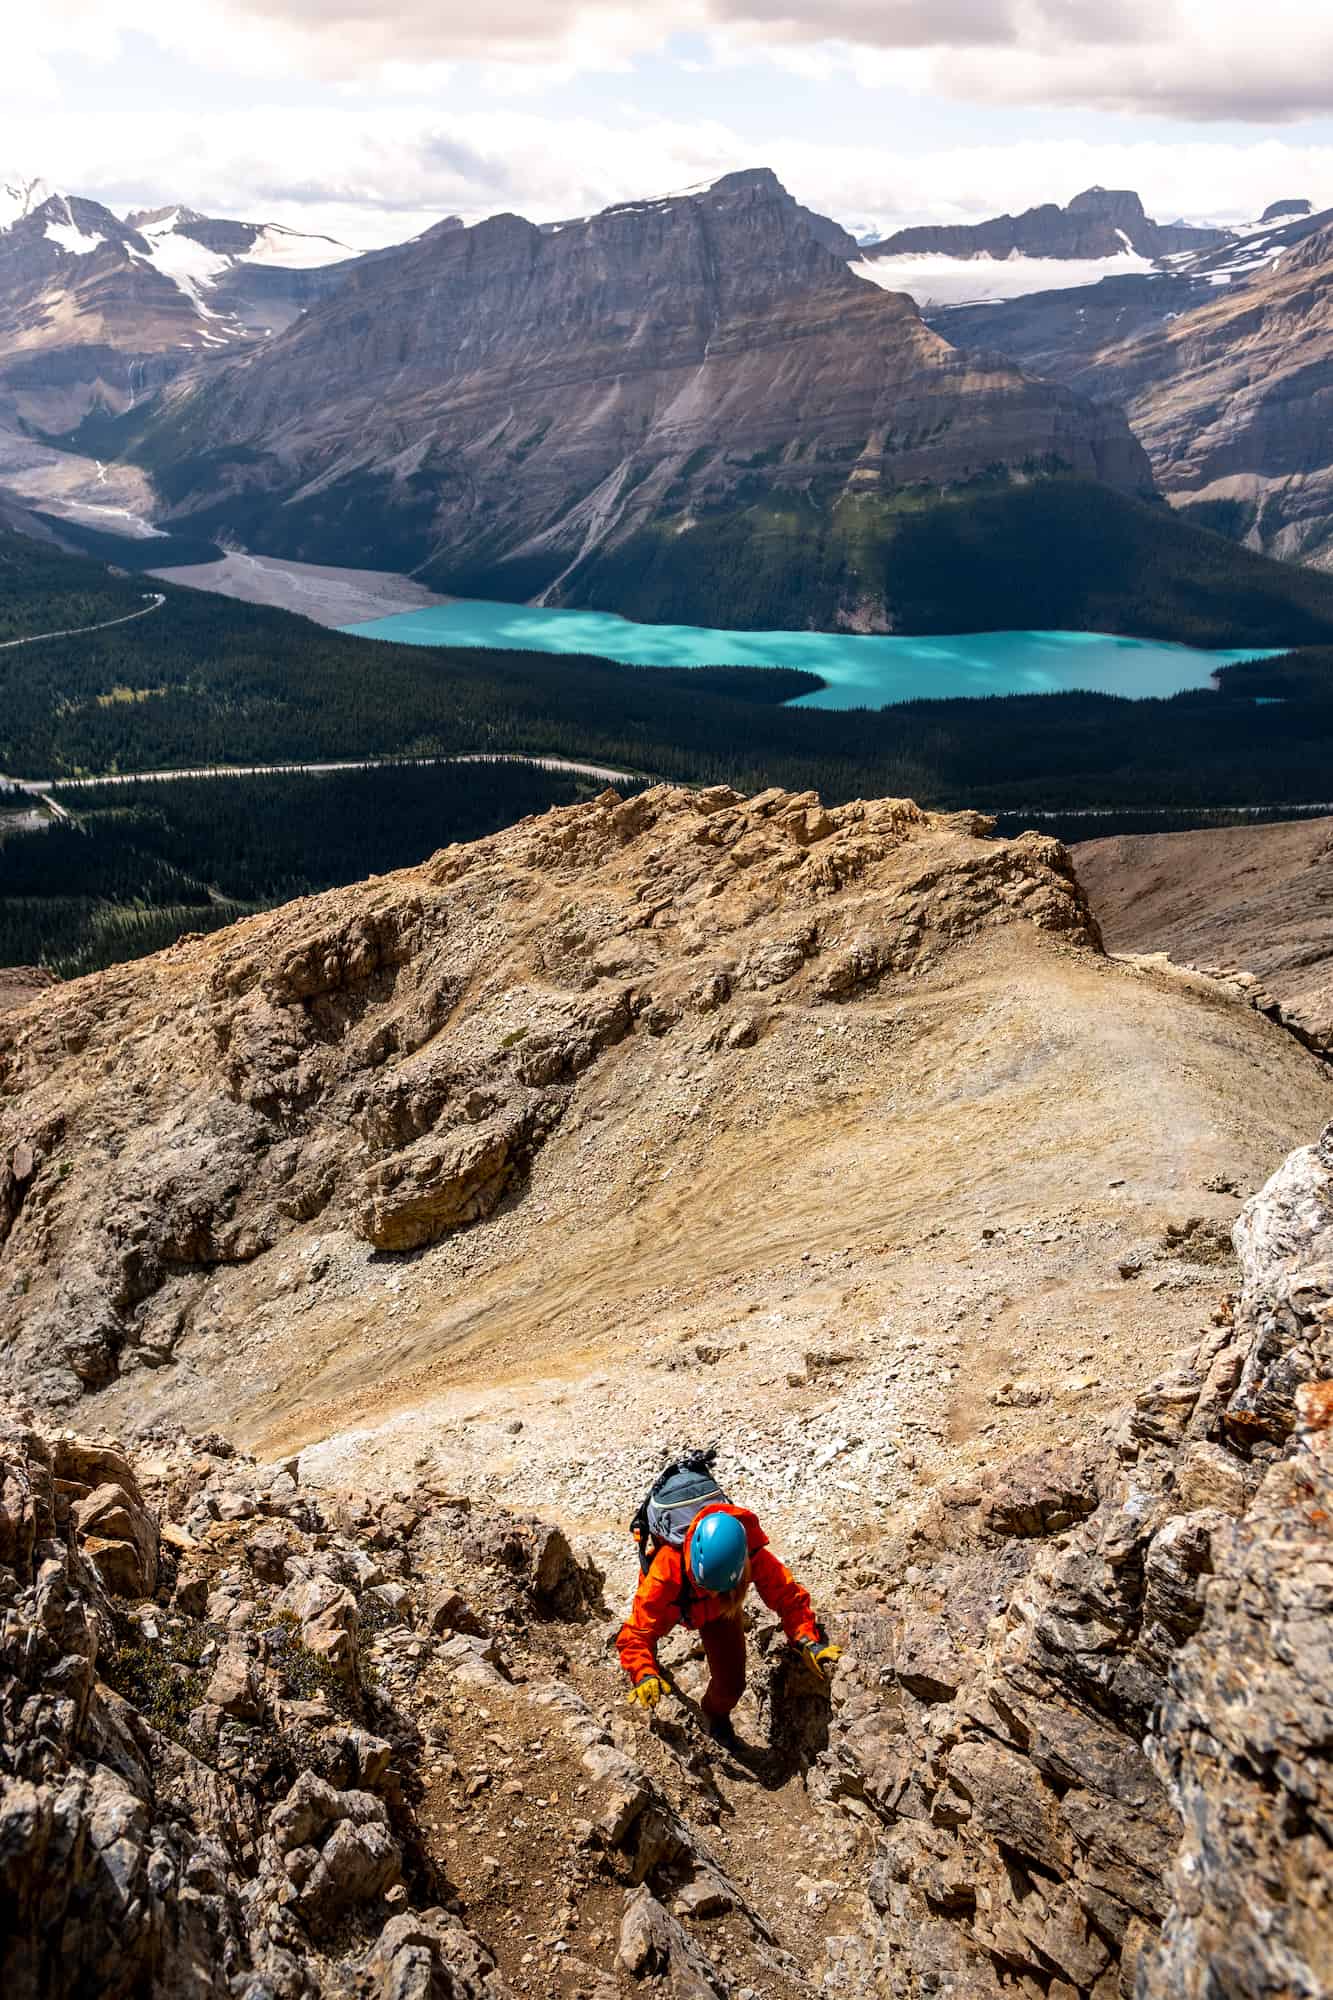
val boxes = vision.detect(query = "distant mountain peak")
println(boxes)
[1066,186,1149,223]
[0,173,56,231]
[126,204,208,231]
[1261,197,1312,222]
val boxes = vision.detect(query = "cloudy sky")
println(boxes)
[9,1,1333,247]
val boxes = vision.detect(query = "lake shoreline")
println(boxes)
[341,596,1281,711]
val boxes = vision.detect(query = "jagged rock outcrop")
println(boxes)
[825,1120,1333,1997]
[0,785,1106,1414]
[0,1421,523,1999]
[130,168,1152,605]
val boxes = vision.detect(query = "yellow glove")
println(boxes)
[627,1674,663,1709]
[797,1639,842,1683]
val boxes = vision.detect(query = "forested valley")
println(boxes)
[5,523,1333,980]
[0,761,624,976]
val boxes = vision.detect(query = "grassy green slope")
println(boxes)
[556,480,1333,645]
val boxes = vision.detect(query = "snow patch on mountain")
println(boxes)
[850,246,1154,308]
[133,214,229,312]
[44,220,106,257]
[238,223,352,271]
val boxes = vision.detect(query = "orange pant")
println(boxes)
[700,1613,747,1717]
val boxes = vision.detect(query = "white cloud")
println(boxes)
[7,92,1333,251]
[13,0,1333,119]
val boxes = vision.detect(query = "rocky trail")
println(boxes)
[2,1116,1331,1998]
[2,782,1332,1994]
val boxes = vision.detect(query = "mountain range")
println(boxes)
[0,177,352,433]
[932,206,1333,562]
[5,164,1333,617]
[101,167,1154,625]
[861,185,1227,265]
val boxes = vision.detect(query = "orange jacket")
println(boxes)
[616,1504,819,1686]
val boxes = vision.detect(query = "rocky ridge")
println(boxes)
[0,782,1105,1415]
[2,1118,1330,1996]
[1076,815,1333,1058]
[861,188,1224,267]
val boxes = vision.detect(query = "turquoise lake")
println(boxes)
[343,598,1278,709]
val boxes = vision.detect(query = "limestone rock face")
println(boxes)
[137,168,1151,600]
[1087,218,1333,564]
[830,1120,1333,1998]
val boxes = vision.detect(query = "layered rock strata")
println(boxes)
[825,1121,1333,1996]
[132,169,1151,592]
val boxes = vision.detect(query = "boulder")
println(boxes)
[357,1909,512,2000]
[275,1574,358,1682]
[70,1480,158,1598]
[617,1885,729,1997]
[980,1446,1099,1538]
[204,1649,262,1720]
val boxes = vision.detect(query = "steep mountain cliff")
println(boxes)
[1088,218,1333,562]
[929,209,1333,564]
[120,169,1153,622]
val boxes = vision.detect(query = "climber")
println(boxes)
[617,1451,840,1750]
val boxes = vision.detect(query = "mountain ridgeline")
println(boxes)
[861,184,1227,263]
[104,169,1161,627]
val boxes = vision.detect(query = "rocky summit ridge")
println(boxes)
[1,1112,1329,1998]
[0,783,1107,1418]
[861,187,1226,266]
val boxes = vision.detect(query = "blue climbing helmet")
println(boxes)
[688,1508,749,1593]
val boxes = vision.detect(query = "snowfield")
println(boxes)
[850,246,1155,308]
[239,223,352,270]
[44,221,105,257]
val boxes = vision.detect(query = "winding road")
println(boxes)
[0,751,640,824]
[0,593,166,653]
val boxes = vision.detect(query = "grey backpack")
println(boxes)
[630,1446,729,1578]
